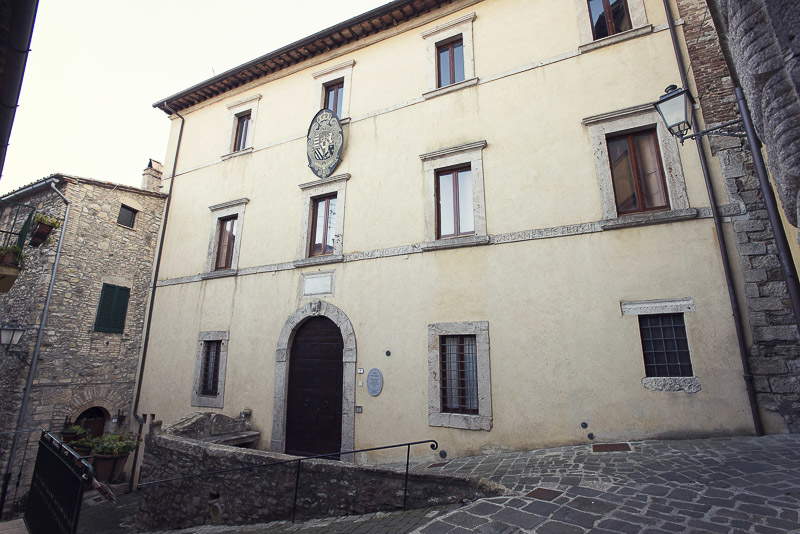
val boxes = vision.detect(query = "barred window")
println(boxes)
[200,340,222,396]
[440,335,478,414]
[639,313,693,377]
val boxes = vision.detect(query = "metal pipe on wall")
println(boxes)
[0,181,70,519]
[662,0,763,435]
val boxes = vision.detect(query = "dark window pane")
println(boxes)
[200,340,221,396]
[117,205,136,228]
[440,335,479,414]
[438,46,451,87]
[233,111,251,151]
[610,0,632,33]
[588,0,609,39]
[608,136,639,213]
[639,313,693,377]
[215,216,237,270]
[453,42,465,83]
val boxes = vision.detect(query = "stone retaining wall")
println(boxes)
[136,433,504,530]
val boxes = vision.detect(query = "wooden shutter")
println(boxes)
[94,284,130,333]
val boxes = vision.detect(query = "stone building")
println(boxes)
[673,0,800,432]
[136,0,795,467]
[0,169,166,515]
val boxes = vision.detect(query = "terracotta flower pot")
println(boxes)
[29,221,54,247]
[92,453,129,483]
[0,251,18,267]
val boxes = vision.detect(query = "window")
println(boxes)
[324,79,345,118]
[309,195,337,257]
[94,283,130,334]
[232,110,251,152]
[428,321,491,430]
[199,340,222,396]
[639,313,693,377]
[192,331,229,408]
[214,215,237,270]
[436,166,474,238]
[440,335,478,414]
[117,205,137,228]
[607,129,669,215]
[437,37,465,88]
[588,0,632,40]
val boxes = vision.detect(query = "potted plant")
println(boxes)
[29,213,60,247]
[61,424,88,444]
[90,433,137,483]
[70,436,94,457]
[0,245,22,268]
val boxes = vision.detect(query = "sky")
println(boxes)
[0,0,386,194]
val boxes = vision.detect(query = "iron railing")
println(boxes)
[138,439,439,522]
[0,200,35,250]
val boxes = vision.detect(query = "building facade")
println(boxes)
[139,0,776,464]
[0,171,165,515]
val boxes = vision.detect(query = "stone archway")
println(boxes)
[271,300,356,458]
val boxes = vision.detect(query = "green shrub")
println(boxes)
[33,213,61,228]
[90,433,137,456]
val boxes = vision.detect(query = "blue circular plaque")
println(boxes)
[366,368,383,397]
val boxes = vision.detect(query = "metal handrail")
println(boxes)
[138,439,439,522]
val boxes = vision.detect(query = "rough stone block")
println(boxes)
[754,325,800,342]
[750,358,787,375]
[738,242,768,255]
[748,297,786,311]
[770,376,800,393]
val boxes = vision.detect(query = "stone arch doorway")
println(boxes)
[76,406,109,437]
[272,301,356,459]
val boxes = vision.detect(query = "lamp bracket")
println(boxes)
[678,118,744,144]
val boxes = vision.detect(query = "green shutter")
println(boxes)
[94,284,130,333]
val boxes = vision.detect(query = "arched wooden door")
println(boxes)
[285,316,344,457]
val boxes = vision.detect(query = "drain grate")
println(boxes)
[428,461,450,468]
[592,443,631,453]
[527,488,563,501]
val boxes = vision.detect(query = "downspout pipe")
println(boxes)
[128,105,185,492]
[662,0,763,435]
[0,181,70,519]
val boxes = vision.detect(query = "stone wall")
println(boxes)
[709,0,800,231]
[676,0,800,432]
[0,176,165,516]
[137,430,504,530]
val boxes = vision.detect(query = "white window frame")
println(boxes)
[420,141,488,250]
[428,321,492,431]
[223,94,261,158]
[574,0,649,46]
[583,104,690,221]
[312,60,355,122]
[204,198,248,277]
[191,331,229,408]
[421,12,478,99]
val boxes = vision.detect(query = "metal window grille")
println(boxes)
[638,313,693,377]
[439,335,478,414]
[200,340,221,396]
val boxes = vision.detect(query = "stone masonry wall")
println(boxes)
[676,0,800,431]
[710,0,800,231]
[137,431,504,531]
[0,176,165,515]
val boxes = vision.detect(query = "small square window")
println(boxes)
[233,110,251,152]
[215,215,237,270]
[436,37,465,88]
[639,313,693,377]
[588,0,632,40]
[117,205,137,228]
[94,283,130,334]
[440,335,479,414]
[309,194,337,257]
[436,166,474,238]
[607,129,669,215]
[199,340,222,396]
[324,79,345,118]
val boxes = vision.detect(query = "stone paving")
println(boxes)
[412,434,800,533]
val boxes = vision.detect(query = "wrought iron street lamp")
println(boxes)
[653,84,800,329]
[0,325,25,350]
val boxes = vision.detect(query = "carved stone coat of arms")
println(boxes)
[306,109,344,179]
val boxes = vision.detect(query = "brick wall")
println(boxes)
[676,0,800,432]
[0,177,165,515]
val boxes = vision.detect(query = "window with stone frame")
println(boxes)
[607,128,669,215]
[204,198,247,276]
[436,165,474,238]
[324,79,345,118]
[232,110,251,152]
[117,204,137,229]
[436,36,465,88]
[638,313,693,378]
[214,215,237,270]
[428,321,491,431]
[308,194,337,257]
[192,331,229,408]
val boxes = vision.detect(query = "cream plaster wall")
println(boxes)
[142,0,754,462]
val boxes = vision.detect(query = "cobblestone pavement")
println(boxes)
[412,434,800,533]
[143,505,461,534]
